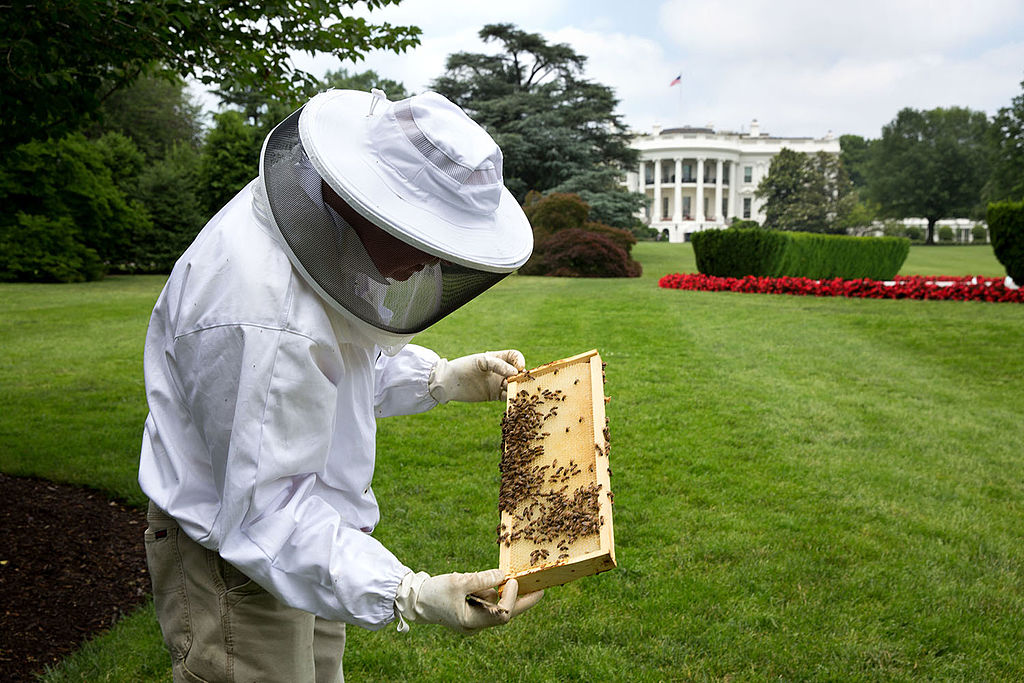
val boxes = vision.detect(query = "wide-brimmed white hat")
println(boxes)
[298,89,532,273]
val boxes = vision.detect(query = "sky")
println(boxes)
[270,0,1024,140]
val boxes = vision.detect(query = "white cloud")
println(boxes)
[293,0,574,93]
[544,27,674,122]
[658,0,1023,58]
[645,0,1024,137]
[191,0,1024,141]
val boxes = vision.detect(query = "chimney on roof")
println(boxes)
[652,123,662,135]
[749,119,760,137]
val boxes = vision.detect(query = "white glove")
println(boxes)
[394,569,543,635]
[428,350,526,404]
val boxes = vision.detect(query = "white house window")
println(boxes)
[662,196,670,220]
[743,197,752,219]
[682,196,691,219]
[743,166,753,183]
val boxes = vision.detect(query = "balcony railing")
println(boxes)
[643,177,731,186]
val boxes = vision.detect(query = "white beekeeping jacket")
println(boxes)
[139,179,440,629]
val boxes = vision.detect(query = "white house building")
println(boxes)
[625,119,841,242]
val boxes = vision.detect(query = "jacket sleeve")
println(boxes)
[170,324,410,629]
[373,343,440,418]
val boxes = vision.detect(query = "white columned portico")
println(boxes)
[672,158,683,222]
[714,159,723,224]
[631,119,841,230]
[728,161,738,220]
[653,159,662,221]
[695,157,705,223]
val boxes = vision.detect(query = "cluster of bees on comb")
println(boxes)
[497,370,610,567]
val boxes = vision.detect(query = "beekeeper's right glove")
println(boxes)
[393,569,543,635]
[428,350,526,404]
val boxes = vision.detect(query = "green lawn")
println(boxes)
[897,243,1007,278]
[2,242,1022,681]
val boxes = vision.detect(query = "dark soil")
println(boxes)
[0,473,150,682]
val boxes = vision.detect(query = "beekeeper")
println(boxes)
[139,89,542,682]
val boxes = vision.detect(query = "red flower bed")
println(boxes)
[658,273,1024,303]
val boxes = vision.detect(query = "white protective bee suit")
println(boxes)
[139,89,541,682]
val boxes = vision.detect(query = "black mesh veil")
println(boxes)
[261,107,508,335]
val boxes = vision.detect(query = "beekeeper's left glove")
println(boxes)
[393,569,543,635]
[429,350,525,404]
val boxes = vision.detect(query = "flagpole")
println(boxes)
[670,70,683,125]
[677,71,682,124]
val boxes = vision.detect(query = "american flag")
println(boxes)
[669,74,682,87]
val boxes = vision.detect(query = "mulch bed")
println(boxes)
[0,473,151,682]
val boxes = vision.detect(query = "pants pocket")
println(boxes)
[145,522,193,661]
[214,554,265,597]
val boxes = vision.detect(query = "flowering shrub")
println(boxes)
[658,273,1024,303]
[520,192,642,278]
[529,228,642,278]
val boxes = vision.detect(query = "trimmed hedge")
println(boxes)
[987,200,1024,285]
[692,228,786,278]
[692,228,909,280]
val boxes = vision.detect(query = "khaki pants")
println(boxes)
[145,502,345,683]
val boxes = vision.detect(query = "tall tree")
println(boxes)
[549,168,645,234]
[215,68,410,146]
[757,148,811,230]
[94,73,204,159]
[431,24,637,218]
[321,68,410,100]
[0,0,420,145]
[0,134,151,281]
[196,111,260,217]
[839,134,872,189]
[867,107,990,243]
[137,142,206,272]
[985,77,1024,202]
[756,149,854,233]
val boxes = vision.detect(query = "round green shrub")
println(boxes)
[532,228,641,278]
[585,221,637,255]
[905,225,925,242]
[522,192,588,239]
[987,200,1024,284]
